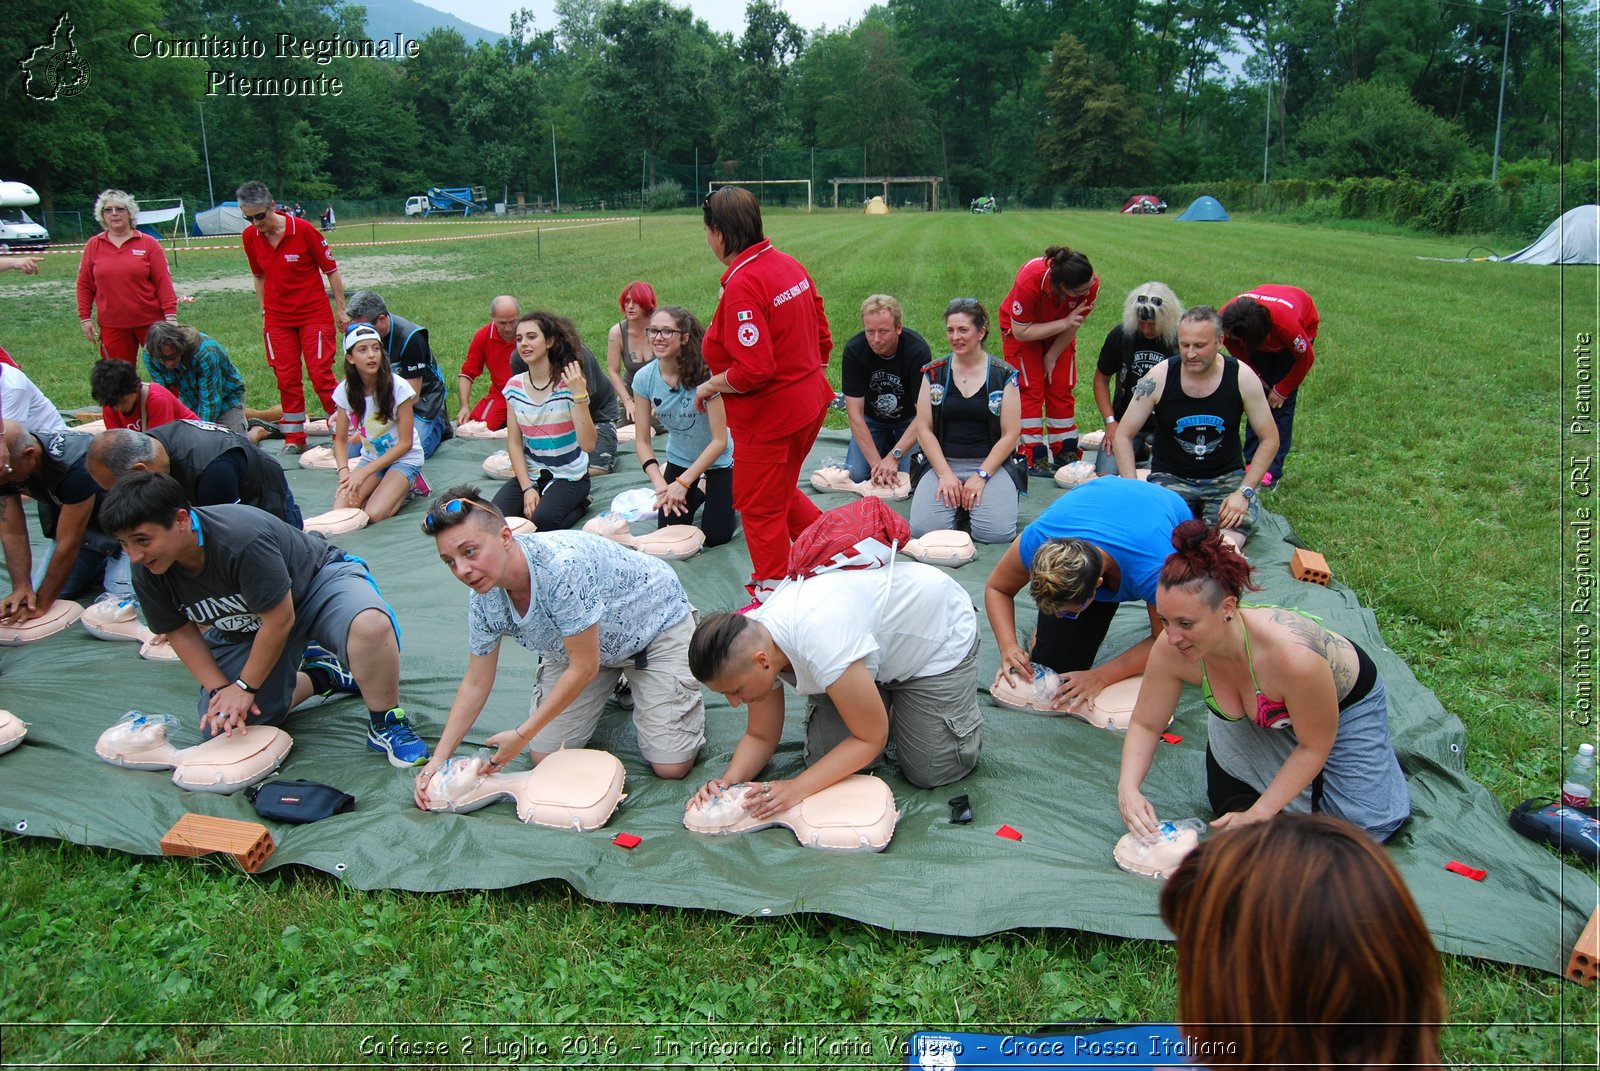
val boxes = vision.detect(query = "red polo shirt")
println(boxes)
[461,322,515,393]
[703,239,834,442]
[102,382,197,432]
[1222,284,1319,395]
[242,214,339,329]
[75,232,178,328]
[998,256,1099,363]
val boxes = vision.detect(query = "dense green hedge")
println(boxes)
[1009,167,1597,241]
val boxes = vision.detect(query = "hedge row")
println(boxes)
[1021,174,1595,240]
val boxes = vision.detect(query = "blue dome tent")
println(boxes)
[1176,195,1230,222]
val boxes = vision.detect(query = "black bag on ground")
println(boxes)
[246,779,356,823]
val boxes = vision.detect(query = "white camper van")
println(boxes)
[0,182,51,251]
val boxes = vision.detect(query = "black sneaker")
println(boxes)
[1027,456,1057,478]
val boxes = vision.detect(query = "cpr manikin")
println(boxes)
[95,711,292,793]
[809,465,911,500]
[582,513,706,561]
[1113,818,1204,879]
[419,746,626,832]
[900,530,977,567]
[683,774,899,852]
[0,600,84,646]
[989,669,1165,732]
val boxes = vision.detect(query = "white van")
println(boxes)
[0,181,50,251]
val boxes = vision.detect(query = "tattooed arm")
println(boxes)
[1112,364,1163,478]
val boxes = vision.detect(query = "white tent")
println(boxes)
[135,199,185,241]
[1497,205,1599,264]
[194,202,246,237]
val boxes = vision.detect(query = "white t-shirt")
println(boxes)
[332,373,423,471]
[0,364,66,433]
[753,562,977,694]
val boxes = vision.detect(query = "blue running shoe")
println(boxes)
[367,708,428,768]
[301,645,359,697]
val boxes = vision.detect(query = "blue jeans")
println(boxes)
[416,413,447,459]
[34,529,130,601]
[1245,352,1299,482]
[845,417,914,483]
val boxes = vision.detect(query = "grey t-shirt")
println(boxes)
[467,531,691,663]
[133,504,340,640]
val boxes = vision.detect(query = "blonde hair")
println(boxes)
[1119,281,1182,345]
[859,293,903,327]
[93,189,139,226]
[1029,538,1101,616]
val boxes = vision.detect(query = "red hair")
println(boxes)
[1158,518,1258,604]
[618,281,657,316]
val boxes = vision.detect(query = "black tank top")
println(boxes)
[1151,355,1245,478]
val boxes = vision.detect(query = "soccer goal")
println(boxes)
[707,179,813,212]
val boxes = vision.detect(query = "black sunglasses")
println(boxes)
[243,209,270,222]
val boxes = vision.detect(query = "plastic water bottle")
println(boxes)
[1562,743,1596,808]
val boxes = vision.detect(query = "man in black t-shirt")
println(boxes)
[840,294,931,485]
[346,290,451,461]
[0,426,122,623]
[1091,282,1181,474]
[1112,306,1277,547]
[100,471,428,767]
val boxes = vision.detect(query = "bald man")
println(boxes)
[458,295,520,429]
[88,421,302,529]
[0,425,123,623]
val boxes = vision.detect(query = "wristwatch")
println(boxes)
[1238,486,1257,502]
[977,469,992,481]
[891,447,904,459]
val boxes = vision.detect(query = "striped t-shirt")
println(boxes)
[503,372,589,480]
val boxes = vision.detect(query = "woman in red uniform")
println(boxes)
[76,189,177,363]
[694,187,833,605]
[997,245,1098,475]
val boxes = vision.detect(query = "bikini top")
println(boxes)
[1200,611,1293,730]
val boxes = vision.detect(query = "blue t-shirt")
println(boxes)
[1017,478,1193,605]
[630,361,734,471]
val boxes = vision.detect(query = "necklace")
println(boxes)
[525,371,555,391]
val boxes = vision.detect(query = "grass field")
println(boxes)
[1,209,1595,1065]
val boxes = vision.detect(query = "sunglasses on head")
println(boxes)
[421,497,502,535]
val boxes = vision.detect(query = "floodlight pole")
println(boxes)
[552,122,561,213]
[1491,6,1512,183]
[1262,75,1271,184]
[199,102,215,207]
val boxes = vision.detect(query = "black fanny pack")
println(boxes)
[246,779,356,823]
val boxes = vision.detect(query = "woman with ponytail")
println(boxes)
[1117,519,1410,840]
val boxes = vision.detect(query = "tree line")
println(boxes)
[4,0,1591,216]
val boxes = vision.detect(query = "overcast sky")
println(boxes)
[439,0,871,38]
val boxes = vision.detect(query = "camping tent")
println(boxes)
[1177,195,1229,221]
[1497,205,1599,264]
[193,201,246,237]
[864,195,890,215]
[1121,194,1164,213]
[135,200,185,241]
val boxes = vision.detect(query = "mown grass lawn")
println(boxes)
[1,209,1594,1065]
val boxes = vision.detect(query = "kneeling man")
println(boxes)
[688,562,982,818]
[415,485,704,804]
[100,471,426,766]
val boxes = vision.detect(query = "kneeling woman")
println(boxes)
[687,562,982,818]
[631,305,735,545]
[332,324,422,523]
[1118,520,1410,840]
[494,312,594,529]
[909,298,1022,544]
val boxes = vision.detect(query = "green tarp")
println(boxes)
[0,430,1591,974]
